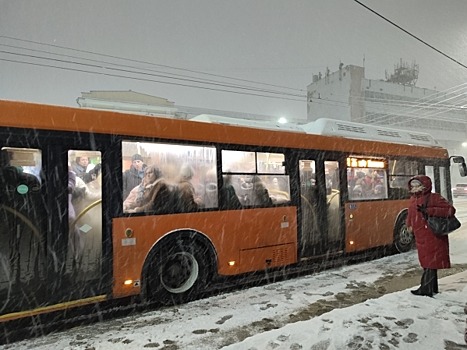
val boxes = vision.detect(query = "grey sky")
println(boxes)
[1,0,466,120]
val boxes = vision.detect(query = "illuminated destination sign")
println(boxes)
[347,157,386,169]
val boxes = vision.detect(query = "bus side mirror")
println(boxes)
[451,156,467,177]
[459,163,467,177]
[452,156,465,164]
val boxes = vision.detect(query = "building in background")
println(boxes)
[76,90,283,122]
[306,61,467,184]
[76,90,178,117]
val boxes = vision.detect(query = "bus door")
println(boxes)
[299,158,342,258]
[66,150,103,288]
[0,147,47,314]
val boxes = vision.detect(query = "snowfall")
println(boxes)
[3,208,467,350]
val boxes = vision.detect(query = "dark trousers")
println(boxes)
[419,268,438,295]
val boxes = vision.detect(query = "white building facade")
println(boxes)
[306,64,467,182]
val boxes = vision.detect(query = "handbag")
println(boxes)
[426,215,461,236]
[423,194,461,236]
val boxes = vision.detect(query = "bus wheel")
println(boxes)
[394,213,414,253]
[146,238,210,305]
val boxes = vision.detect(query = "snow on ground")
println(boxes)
[3,213,467,349]
[224,262,467,350]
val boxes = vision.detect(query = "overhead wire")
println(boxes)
[0,35,307,99]
[358,83,467,125]
[353,0,467,71]
[351,1,467,126]
[0,42,285,93]
[0,57,305,103]
[0,48,306,100]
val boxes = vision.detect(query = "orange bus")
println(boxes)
[0,100,465,330]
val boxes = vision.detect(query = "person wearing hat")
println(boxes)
[123,154,147,200]
[406,175,455,297]
[177,164,200,212]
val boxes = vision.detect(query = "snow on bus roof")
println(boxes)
[302,118,439,146]
[190,115,439,147]
[190,114,305,133]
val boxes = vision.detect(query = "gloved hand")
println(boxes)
[417,204,427,213]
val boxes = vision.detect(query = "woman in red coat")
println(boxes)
[406,175,455,297]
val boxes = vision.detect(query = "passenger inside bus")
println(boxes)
[71,156,95,180]
[122,154,147,200]
[68,152,103,276]
[123,165,166,213]
[177,164,201,212]
[219,174,242,210]
[353,171,370,196]
[349,168,388,200]
[265,176,290,203]
[200,168,218,209]
[242,175,273,206]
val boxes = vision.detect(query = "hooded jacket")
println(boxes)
[406,175,455,269]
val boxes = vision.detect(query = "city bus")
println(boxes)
[0,100,465,336]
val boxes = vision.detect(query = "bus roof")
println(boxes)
[191,115,439,147]
[302,118,438,146]
[190,114,305,133]
[0,100,448,159]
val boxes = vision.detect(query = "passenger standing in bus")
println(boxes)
[122,154,146,200]
[219,174,242,210]
[406,175,455,297]
[71,156,92,180]
[177,164,200,212]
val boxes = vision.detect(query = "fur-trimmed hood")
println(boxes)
[408,175,432,196]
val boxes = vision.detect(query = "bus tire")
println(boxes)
[393,211,414,253]
[144,234,213,305]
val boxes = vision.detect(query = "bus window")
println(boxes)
[222,150,256,173]
[222,150,290,207]
[68,150,102,279]
[389,159,419,189]
[257,152,285,174]
[347,156,388,200]
[122,141,217,212]
[1,147,42,184]
[348,168,388,200]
